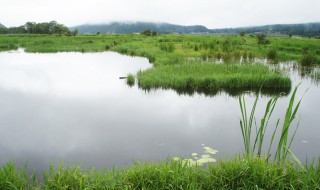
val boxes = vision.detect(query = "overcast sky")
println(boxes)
[1,0,320,28]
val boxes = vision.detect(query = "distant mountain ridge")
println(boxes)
[70,22,208,34]
[210,22,320,37]
[71,22,320,36]
[0,23,5,28]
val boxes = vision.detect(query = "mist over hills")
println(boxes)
[70,22,208,34]
[210,22,320,37]
[0,23,5,28]
[71,22,320,36]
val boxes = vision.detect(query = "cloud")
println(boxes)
[1,0,319,28]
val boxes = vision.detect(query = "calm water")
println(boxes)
[0,50,319,173]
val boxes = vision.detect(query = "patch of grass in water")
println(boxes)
[138,63,291,96]
[126,74,135,87]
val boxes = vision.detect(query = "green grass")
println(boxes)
[1,158,320,190]
[138,63,291,96]
[239,85,302,164]
[126,74,135,86]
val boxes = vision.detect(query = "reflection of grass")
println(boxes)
[314,68,320,80]
[1,158,320,189]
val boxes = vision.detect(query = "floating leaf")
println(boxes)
[204,147,219,155]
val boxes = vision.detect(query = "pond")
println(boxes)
[0,49,319,173]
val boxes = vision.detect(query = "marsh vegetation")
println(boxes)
[2,34,319,95]
[0,34,320,189]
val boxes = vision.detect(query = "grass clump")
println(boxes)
[159,43,175,53]
[138,63,291,96]
[301,52,318,66]
[0,162,35,189]
[239,85,303,165]
[126,74,135,86]
[267,48,278,62]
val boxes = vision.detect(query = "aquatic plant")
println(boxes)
[301,52,317,65]
[126,73,135,86]
[173,144,218,167]
[239,85,303,164]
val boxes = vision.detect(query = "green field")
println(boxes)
[2,34,320,94]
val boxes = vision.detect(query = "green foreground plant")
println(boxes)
[1,158,320,190]
[239,85,303,164]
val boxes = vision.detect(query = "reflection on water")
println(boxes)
[0,50,320,174]
[140,85,291,97]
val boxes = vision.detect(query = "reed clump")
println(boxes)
[239,85,304,166]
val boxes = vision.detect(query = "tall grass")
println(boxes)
[239,85,303,164]
[301,52,318,66]
[1,158,320,189]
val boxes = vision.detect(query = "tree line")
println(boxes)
[0,21,78,36]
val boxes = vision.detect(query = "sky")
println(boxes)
[1,0,320,28]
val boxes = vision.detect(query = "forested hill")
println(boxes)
[210,22,320,37]
[1,21,319,36]
[70,22,209,34]
[72,22,320,37]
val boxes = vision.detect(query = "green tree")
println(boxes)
[0,28,9,34]
[72,29,79,37]
[141,29,157,36]
[25,22,36,34]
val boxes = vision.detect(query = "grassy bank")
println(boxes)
[2,34,320,94]
[1,34,319,64]
[1,158,319,190]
